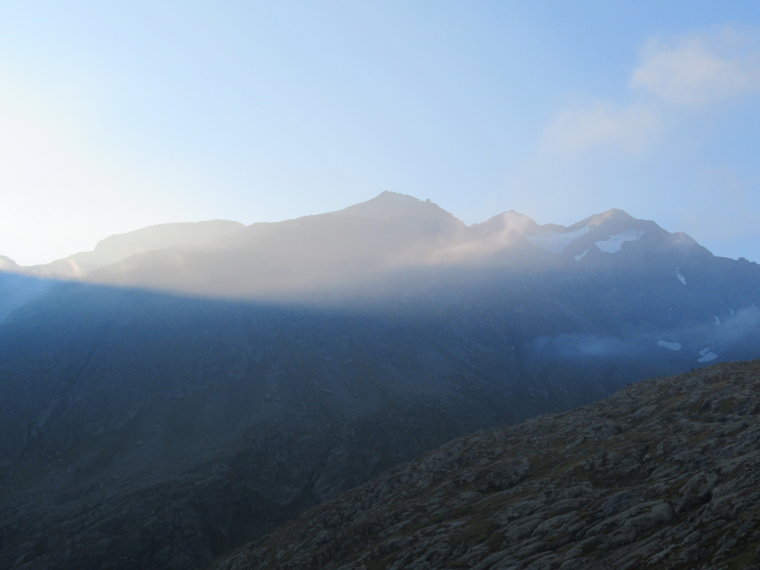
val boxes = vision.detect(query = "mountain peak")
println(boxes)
[570,208,661,236]
[376,189,419,201]
[333,191,445,220]
[583,208,635,227]
[471,210,538,238]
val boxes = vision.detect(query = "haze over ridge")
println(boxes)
[2,191,719,303]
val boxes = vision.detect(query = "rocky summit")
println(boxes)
[213,360,760,570]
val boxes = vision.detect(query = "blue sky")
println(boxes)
[2,1,760,265]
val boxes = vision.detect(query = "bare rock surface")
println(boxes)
[212,360,760,569]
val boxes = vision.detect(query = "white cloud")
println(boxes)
[631,27,760,107]
[541,101,660,155]
[540,26,760,157]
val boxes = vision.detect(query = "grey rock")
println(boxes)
[212,360,760,569]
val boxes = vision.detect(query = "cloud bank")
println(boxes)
[542,26,760,156]
[631,28,760,107]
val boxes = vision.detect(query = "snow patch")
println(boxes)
[595,230,645,253]
[527,226,591,253]
[657,340,682,351]
[574,247,592,261]
[676,270,686,285]
[698,348,718,363]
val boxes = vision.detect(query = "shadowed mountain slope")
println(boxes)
[0,280,636,570]
[212,360,760,570]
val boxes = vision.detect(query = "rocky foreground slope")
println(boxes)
[213,360,760,569]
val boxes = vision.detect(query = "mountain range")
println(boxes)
[1,192,759,568]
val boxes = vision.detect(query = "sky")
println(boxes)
[2,1,760,265]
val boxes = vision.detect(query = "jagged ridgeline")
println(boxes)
[1,193,759,568]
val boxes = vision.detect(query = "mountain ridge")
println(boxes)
[2,193,710,275]
[1,193,724,303]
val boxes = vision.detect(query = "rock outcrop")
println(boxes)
[213,360,760,569]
